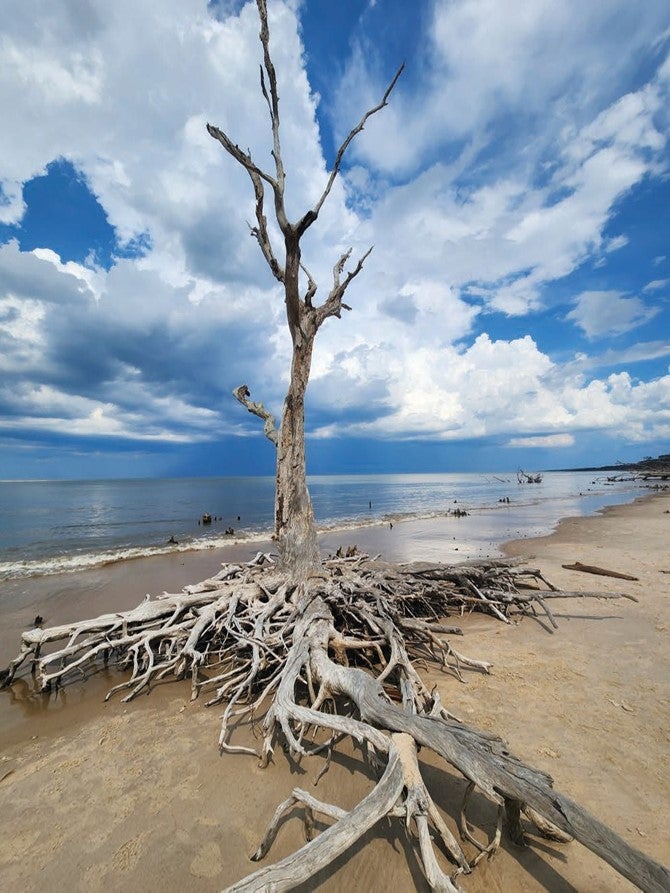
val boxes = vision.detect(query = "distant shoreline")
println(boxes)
[548,454,670,475]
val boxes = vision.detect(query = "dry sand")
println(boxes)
[0,493,668,891]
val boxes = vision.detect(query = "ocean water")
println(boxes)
[0,472,650,581]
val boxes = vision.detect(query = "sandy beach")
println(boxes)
[0,493,668,891]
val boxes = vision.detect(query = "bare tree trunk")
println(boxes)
[275,330,320,576]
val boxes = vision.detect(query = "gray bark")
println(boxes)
[274,332,320,575]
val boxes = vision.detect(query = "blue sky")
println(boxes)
[0,0,669,480]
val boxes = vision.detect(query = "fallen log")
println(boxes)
[562,561,639,581]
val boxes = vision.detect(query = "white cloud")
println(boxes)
[312,334,560,439]
[605,235,629,253]
[337,55,668,318]
[643,278,669,292]
[2,41,103,104]
[567,290,660,339]
[336,0,670,175]
[570,340,670,372]
[310,332,670,446]
[0,0,668,456]
[0,238,282,440]
[507,434,575,448]
[31,247,105,300]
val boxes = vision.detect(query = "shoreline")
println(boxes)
[0,491,668,890]
[0,473,653,585]
[1,484,660,654]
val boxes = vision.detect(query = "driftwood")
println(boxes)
[2,554,668,892]
[517,469,543,484]
[562,561,639,581]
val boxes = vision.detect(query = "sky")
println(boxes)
[0,0,669,480]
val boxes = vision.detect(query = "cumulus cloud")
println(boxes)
[310,332,670,447]
[334,0,670,174]
[0,0,669,461]
[567,290,660,339]
[0,239,282,440]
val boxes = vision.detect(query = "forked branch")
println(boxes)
[315,246,373,327]
[208,1,402,332]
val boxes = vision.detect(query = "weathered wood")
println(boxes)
[4,555,666,890]
[562,561,639,581]
[225,738,406,893]
[233,385,278,445]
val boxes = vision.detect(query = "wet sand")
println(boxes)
[0,493,668,891]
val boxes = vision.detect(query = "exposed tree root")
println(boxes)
[2,553,668,892]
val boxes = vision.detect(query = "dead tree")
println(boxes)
[517,469,543,484]
[2,3,669,892]
[208,0,403,578]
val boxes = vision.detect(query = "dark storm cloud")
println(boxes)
[0,238,284,440]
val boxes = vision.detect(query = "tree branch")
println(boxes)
[206,123,277,190]
[256,0,290,234]
[257,3,283,187]
[247,177,284,283]
[208,4,401,327]
[206,123,285,283]
[207,0,295,277]
[296,62,405,237]
[315,246,373,328]
[299,261,317,307]
[233,385,278,446]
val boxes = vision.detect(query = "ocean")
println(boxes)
[0,472,650,581]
